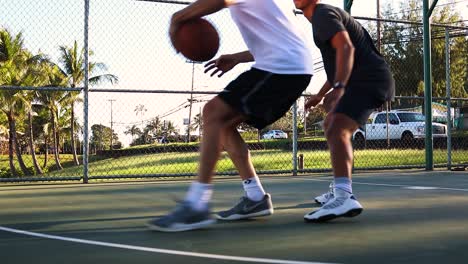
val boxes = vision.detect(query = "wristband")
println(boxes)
[333,81,345,89]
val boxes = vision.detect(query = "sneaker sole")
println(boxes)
[216,208,274,221]
[304,208,363,223]
[314,198,327,205]
[146,219,216,232]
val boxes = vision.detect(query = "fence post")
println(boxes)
[423,0,437,170]
[445,27,452,170]
[344,0,353,13]
[292,102,298,176]
[82,0,90,184]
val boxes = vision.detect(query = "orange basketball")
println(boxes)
[172,18,219,62]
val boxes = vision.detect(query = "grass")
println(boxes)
[2,148,466,178]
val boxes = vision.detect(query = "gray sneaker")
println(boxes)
[216,194,274,221]
[147,202,216,232]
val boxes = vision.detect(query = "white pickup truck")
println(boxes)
[353,111,447,144]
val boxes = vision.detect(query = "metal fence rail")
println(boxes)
[1,0,467,183]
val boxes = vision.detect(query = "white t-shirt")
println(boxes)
[227,0,314,75]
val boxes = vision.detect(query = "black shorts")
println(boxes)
[334,71,395,126]
[218,68,311,129]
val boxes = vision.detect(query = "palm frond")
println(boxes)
[89,74,119,86]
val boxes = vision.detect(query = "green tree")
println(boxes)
[165,121,177,136]
[267,109,297,133]
[0,29,31,176]
[58,41,118,165]
[124,125,142,142]
[36,63,69,170]
[381,0,424,99]
[305,105,327,132]
[381,0,467,104]
[90,124,120,151]
[21,54,51,175]
[190,113,201,137]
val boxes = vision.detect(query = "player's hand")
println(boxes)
[204,54,238,77]
[323,88,345,113]
[305,94,323,110]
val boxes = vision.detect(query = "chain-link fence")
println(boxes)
[1,0,467,183]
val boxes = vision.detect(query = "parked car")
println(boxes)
[262,130,288,139]
[353,111,447,144]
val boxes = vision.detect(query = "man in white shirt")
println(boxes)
[148,0,314,232]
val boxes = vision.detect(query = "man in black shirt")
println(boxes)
[294,0,395,222]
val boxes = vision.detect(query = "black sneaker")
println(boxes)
[216,194,274,221]
[147,202,216,232]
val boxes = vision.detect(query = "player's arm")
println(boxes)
[231,51,254,63]
[330,31,355,89]
[322,31,354,112]
[172,0,226,23]
[170,0,226,39]
[305,81,332,109]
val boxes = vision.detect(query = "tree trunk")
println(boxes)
[70,102,79,165]
[8,114,31,176]
[7,119,17,177]
[51,110,63,170]
[43,133,48,169]
[28,110,43,175]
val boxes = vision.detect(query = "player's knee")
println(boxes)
[326,124,352,142]
[230,146,250,160]
[202,100,223,124]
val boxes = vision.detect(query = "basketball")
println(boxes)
[171,18,219,62]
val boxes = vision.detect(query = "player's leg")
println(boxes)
[326,113,359,178]
[147,97,242,232]
[313,114,336,205]
[213,70,310,220]
[196,97,242,183]
[216,125,273,220]
[305,88,380,222]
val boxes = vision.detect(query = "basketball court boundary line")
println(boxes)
[297,177,468,192]
[0,226,336,264]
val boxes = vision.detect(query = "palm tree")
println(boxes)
[191,113,202,140]
[165,121,177,135]
[36,64,69,170]
[58,41,118,166]
[0,29,32,176]
[124,125,142,141]
[145,117,162,140]
[21,55,51,175]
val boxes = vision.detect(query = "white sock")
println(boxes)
[242,176,266,202]
[334,177,352,195]
[184,181,213,211]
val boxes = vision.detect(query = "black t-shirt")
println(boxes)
[312,4,389,83]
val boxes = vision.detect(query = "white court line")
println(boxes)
[0,226,336,264]
[297,178,468,192]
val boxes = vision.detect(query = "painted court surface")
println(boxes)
[1,171,468,264]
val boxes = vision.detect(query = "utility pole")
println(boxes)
[186,60,202,142]
[187,61,195,143]
[377,0,381,52]
[108,99,116,150]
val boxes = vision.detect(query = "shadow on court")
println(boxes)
[1,170,467,264]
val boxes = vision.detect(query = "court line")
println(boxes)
[296,177,468,192]
[0,226,336,264]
